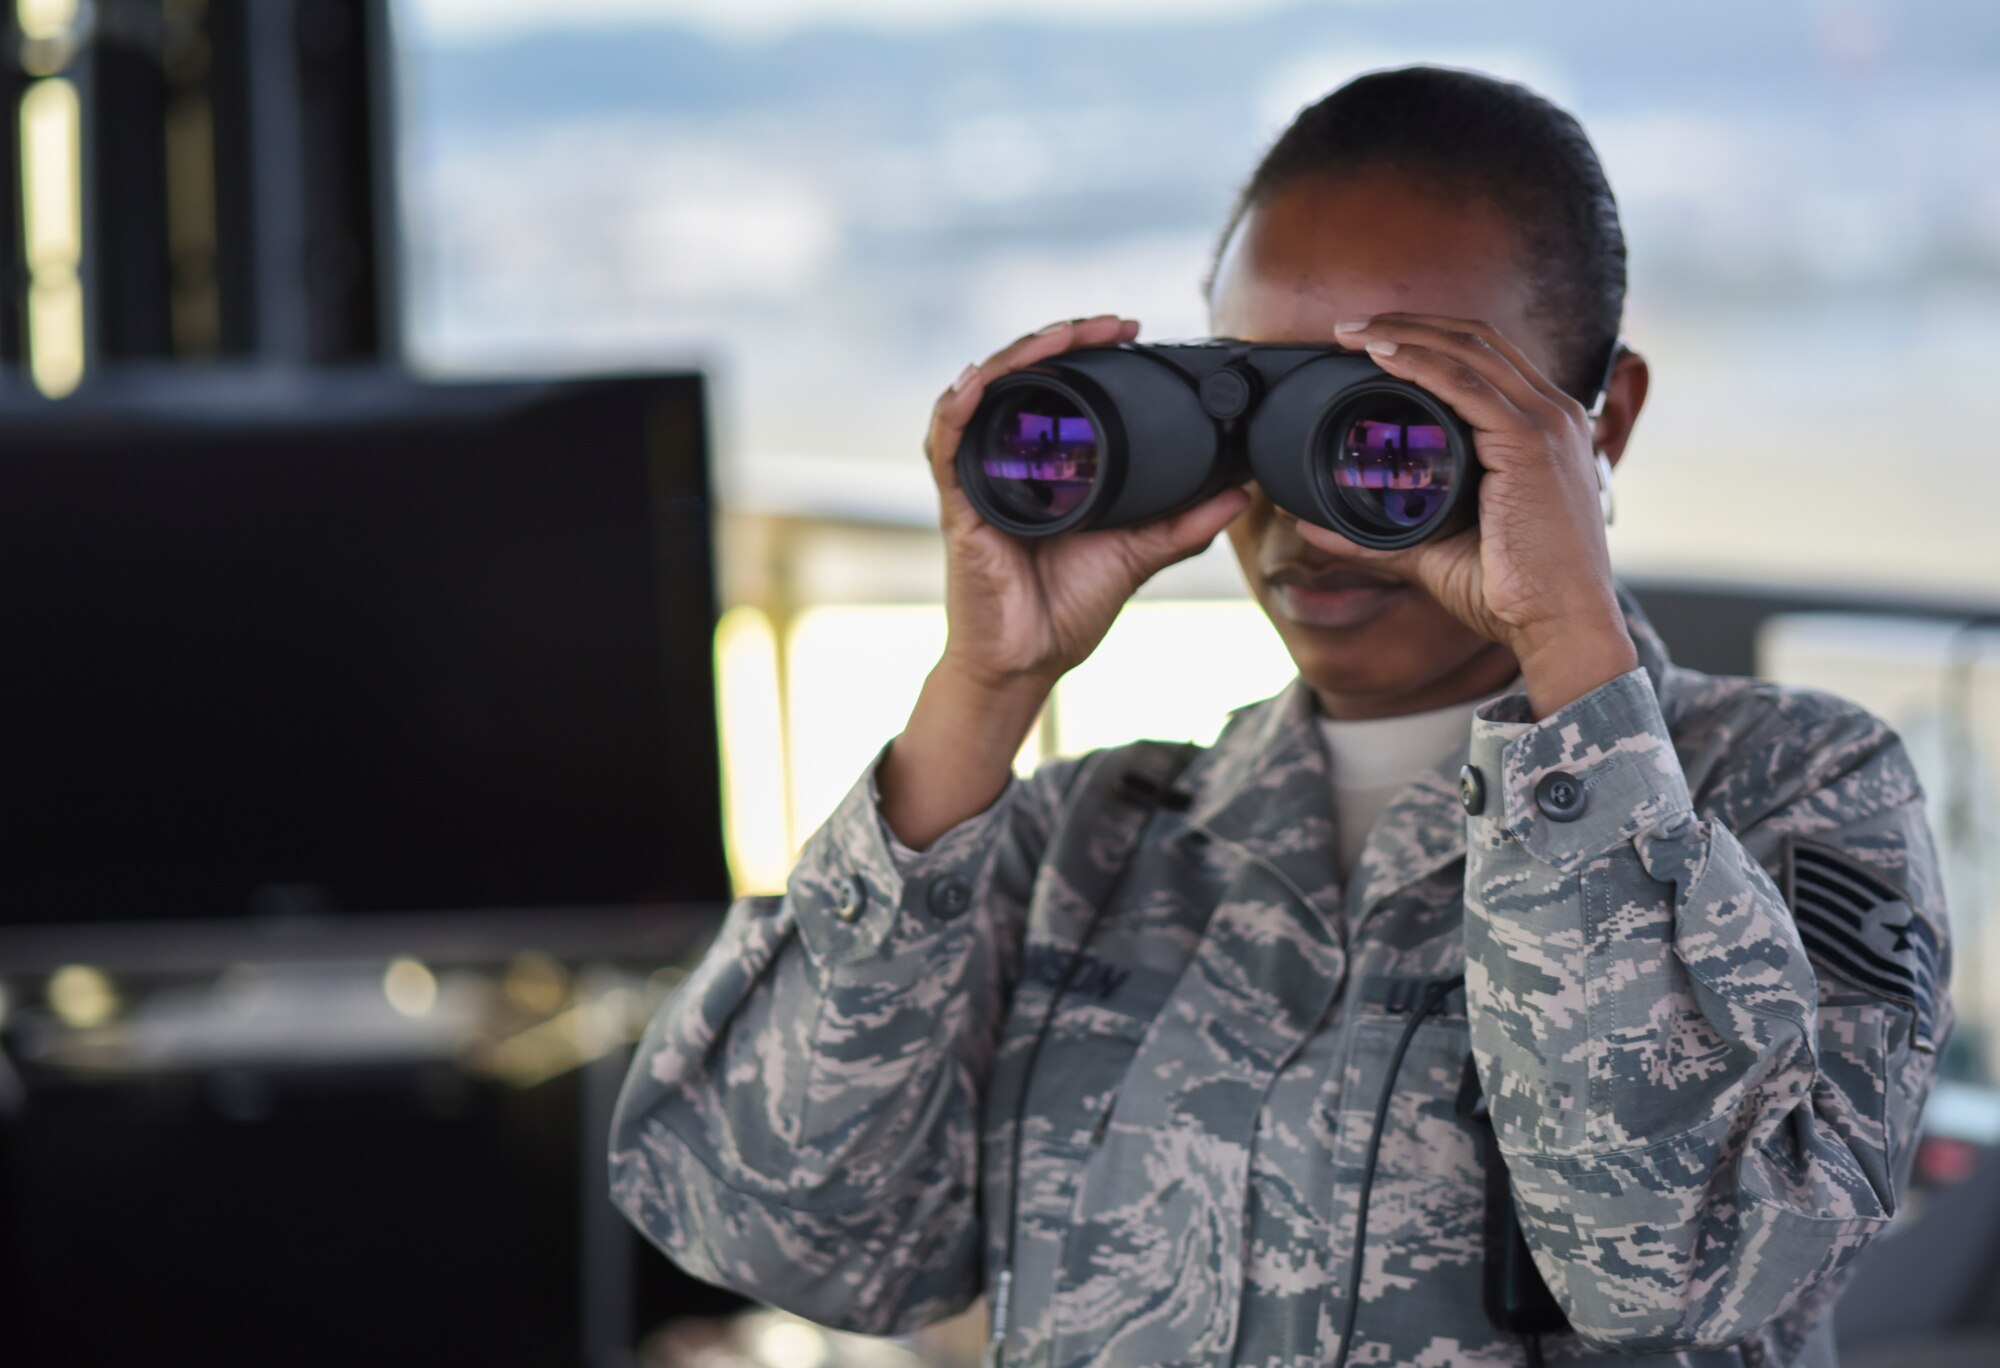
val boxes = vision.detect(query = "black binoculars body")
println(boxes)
[958,340,1479,550]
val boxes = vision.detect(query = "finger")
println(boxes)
[926,359,985,485]
[1289,516,1482,631]
[1336,332,1533,440]
[1332,313,1549,415]
[1380,313,1576,408]
[1118,485,1252,575]
[926,315,1138,507]
[980,313,1135,387]
[927,314,1135,466]
[1335,313,1584,423]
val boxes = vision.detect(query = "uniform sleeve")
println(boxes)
[607,740,1079,1335]
[1461,667,1951,1353]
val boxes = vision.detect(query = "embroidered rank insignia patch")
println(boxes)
[1783,837,1939,1048]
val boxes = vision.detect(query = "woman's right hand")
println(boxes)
[877,317,1248,852]
[926,315,1252,693]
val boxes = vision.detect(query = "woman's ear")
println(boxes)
[1591,347,1650,469]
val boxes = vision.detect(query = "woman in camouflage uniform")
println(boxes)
[612,68,1949,1368]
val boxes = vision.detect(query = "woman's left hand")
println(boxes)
[1298,312,1638,719]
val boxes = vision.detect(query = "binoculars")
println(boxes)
[959,340,1478,550]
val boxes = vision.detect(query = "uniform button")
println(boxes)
[1534,770,1587,822]
[1457,763,1486,816]
[928,875,972,919]
[833,874,866,922]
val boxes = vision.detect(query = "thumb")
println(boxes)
[1397,523,1475,591]
[1122,485,1252,574]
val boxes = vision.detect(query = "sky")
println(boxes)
[404,0,1380,41]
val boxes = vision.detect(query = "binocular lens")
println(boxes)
[1326,401,1455,534]
[979,388,1102,526]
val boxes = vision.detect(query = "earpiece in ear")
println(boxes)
[1594,451,1616,526]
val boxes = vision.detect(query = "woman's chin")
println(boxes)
[1271,618,1515,714]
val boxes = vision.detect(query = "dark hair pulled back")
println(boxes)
[1210,65,1625,402]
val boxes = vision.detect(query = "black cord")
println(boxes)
[1524,1332,1546,1367]
[989,906,1098,1367]
[1330,973,1465,1368]
[986,756,1193,1367]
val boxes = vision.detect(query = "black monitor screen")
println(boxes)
[0,370,728,924]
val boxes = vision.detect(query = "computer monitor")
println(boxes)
[0,369,729,925]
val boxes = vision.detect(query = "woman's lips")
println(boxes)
[1267,570,1407,630]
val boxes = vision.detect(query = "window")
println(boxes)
[391,6,2000,1024]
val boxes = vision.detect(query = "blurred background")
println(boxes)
[1,0,1998,1364]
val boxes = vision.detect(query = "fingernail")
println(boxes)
[1035,320,1069,336]
[1333,318,1372,333]
[952,364,979,392]
[1364,339,1399,357]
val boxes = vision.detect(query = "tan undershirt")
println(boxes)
[1314,684,1514,876]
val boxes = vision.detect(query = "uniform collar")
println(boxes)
[1173,585,1677,934]
[1172,671,1344,937]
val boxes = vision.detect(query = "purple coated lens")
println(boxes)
[981,389,1100,525]
[1329,406,1452,530]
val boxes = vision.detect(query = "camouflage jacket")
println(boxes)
[611,593,1950,1367]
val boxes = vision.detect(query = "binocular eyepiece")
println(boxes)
[959,340,1477,550]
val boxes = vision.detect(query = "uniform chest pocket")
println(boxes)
[1325,1010,1490,1335]
[978,953,1179,1362]
[1008,961,1172,1156]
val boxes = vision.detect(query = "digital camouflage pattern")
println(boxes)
[611,591,1949,1367]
